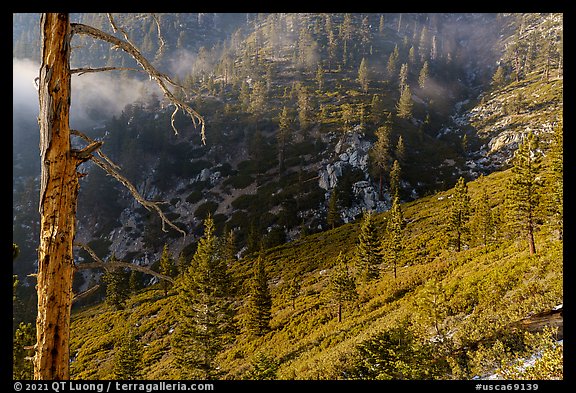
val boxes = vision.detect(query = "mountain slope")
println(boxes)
[68,167,563,380]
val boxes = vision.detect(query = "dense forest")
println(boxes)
[12,13,562,382]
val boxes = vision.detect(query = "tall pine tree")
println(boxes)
[383,196,404,280]
[329,252,358,322]
[172,215,236,379]
[244,255,272,336]
[113,328,143,380]
[159,243,175,296]
[102,254,130,310]
[355,210,381,282]
[447,177,471,252]
[507,132,544,255]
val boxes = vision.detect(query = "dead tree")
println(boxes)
[35,13,203,380]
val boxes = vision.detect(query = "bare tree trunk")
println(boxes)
[35,13,75,380]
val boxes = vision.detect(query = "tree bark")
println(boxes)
[35,13,76,380]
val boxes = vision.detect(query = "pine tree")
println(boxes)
[287,276,301,310]
[387,45,399,80]
[327,189,340,230]
[329,252,358,322]
[383,196,404,280]
[418,60,430,89]
[102,255,130,310]
[277,106,292,174]
[507,132,544,255]
[113,328,143,380]
[159,243,175,296]
[399,63,409,92]
[296,82,312,132]
[389,160,402,200]
[358,57,369,93]
[396,85,413,119]
[369,122,393,199]
[370,94,385,125]
[172,216,236,379]
[396,135,406,165]
[244,255,272,336]
[355,211,381,282]
[246,352,279,380]
[547,122,563,240]
[13,322,35,379]
[491,65,506,88]
[316,64,324,91]
[471,177,496,251]
[447,177,471,252]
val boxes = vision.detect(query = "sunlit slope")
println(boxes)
[69,168,562,379]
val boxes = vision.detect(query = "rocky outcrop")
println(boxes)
[318,129,389,223]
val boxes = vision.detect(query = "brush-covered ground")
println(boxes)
[69,167,563,380]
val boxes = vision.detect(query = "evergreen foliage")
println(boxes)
[447,177,471,252]
[327,190,340,229]
[506,132,544,255]
[113,328,143,380]
[354,210,381,282]
[244,256,272,336]
[396,85,413,119]
[383,196,404,280]
[159,244,175,296]
[329,252,357,322]
[13,322,35,379]
[102,255,130,310]
[172,216,236,379]
[245,352,279,380]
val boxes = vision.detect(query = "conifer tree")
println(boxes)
[387,45,399,80]
[173,216,236,379]
[396,85,413,119]
[507,132,543,255]
[389,160,402,201]
[396,135,406,165]
[383,196,404,280]
[329,252,358,322]
[369,121,393,199]
[244,255,272,336]
[113,328,143,380]
[355,210,381,282]
[547,122,563,240]
[102,254,130,310]
[287,276,301,310]
[223,228,237,266]
[447,177,471,252]
[370,94,385,125]
[316,64,324,91]
[399,63,409,92]
[418,60,430,89]
[471,178,496,251]
[358,57,369,93]
[246,352,279,380]
[296,82,313,132]
[327,189,340,230]
[277,106,292,174]
[491,65,506,88]
[159,243,175,296]
[13,322,35,379]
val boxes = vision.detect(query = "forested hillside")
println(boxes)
[12,12,562,381]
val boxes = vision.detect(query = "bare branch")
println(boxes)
[71,66,142,76]
[93,154,186,236]
[75,242,175,284]
[150,14,166,60]
[71,129,120,170]
[71,129,186,236]
[71,20,205,143]
[72,284,101,303]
